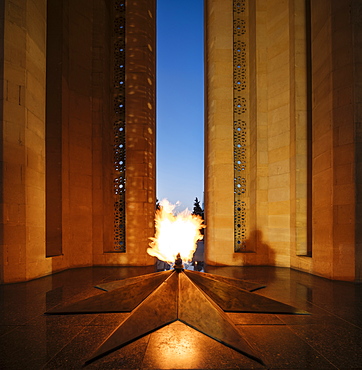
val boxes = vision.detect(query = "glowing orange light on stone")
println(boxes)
[147,199,204,263]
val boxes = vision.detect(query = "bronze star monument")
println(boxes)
[46,268,309,366]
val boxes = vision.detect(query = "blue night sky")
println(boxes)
[156,0,204,212]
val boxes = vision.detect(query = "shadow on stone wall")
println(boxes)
[234,229,275,268]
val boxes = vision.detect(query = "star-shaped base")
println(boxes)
[46,270,309,365]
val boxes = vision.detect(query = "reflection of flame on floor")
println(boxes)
[147,199,205,263]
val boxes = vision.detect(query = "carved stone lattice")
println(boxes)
[113,0,126,252]
[233,0,248,251]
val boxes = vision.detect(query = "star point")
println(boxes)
[45,269,309,366]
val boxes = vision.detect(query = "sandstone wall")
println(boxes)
[0,0,156,283]
[1,0,49,282]
[205,0,360,281]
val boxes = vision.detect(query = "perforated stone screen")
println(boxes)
[113,0,126,252]
[233,0,248,252]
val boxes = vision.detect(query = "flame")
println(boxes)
[147,199,204,263]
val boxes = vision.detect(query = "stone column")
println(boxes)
[123,0,156,265]
[311,0,357,281]
[205,0,235,265]
[0,0,49,282]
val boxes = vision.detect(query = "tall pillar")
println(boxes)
[0,0,49,282]
[205,0,235,265]
[112,0,156,265]
[125,0,156,265]
[310,0,358,281]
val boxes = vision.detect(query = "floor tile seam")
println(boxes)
[324,312,362,330]
[86,312,106,326]
[36,311,98,326]
[234,323,287,327]
[85,312,131,328]
[0,324,23,337]
[12,312,48,327]
[139,331,152,370]
[46,291,105,310]
[40,324,90,369]
[250,292,311,316]
[0,322,28,327]
[284,324,340,370]
[306,301,362,330]
[275,313,313,324]
[12,321,98,329]
[86,314,130,328]
[250,291,298,307]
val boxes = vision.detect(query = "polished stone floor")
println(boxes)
[0,265,361,369]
